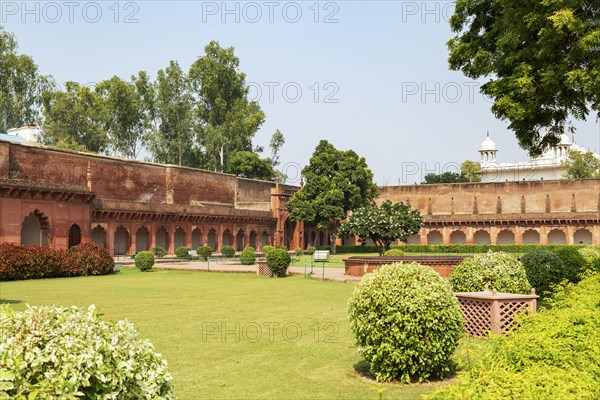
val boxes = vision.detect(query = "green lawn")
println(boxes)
[0,269,453,399]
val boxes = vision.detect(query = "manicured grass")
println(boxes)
[0,269,449,399]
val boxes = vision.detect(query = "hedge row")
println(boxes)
[391,244,588,254]
[0,243,114,281]
[316,245,380,253]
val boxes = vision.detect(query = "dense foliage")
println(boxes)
[306,246,316,255]
[152,246,167,258]
[348,263,464,382]
[197,245,213,260]
[0,305,174,398]
[428,274,600,399]
[0,243,113,281]
[391,243,583,254]
[135,250,155,272]
[450,251,530,293]
[175,246,191,258]
[562,149,600,179]
[240,247,256,265]
[266,247,291,277]
[339,200,422,255]
[552,246,587,284]
[520,250,564,298]
[383,248,404,256]
[220,245,235,258]
[579,245,600,274]
[261,245,274,255]
[422,172,468,184]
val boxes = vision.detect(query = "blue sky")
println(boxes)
[3,0,599,184]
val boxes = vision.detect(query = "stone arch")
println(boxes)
[310,231,317,247]
[236,229,245,250]
[522,229,540,244]
[21,210,51,246]
[261,230,270,247]
[284,219,296,248]
[427,230,443,245]
[319,231,325,247]
[497,229,515,245]
[91,225,107,248]
[407,233,421,244]
[135,226,150,252]
[222,229,232,247]
[249,231,258,249]
[114,225,130,255]
[450,230,467,244]
[207,229,217,249]
[68,224,82,248]
[174,226,185,249]
[156,227,169,250]
[573,228,593,244]
[192,228,202,249]
[547,229,566,244]
[473,230,491,244]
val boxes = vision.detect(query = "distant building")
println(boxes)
[478,132,599,182]
[5,125,40,143]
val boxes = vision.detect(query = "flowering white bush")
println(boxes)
[0,305,174,399]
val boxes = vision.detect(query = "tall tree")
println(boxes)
[40,82,108,153]
[0,27,54,132]
[189,41,265,171]
[226,151,275,180]
[448,0,600,156]
[339,200,423,256]
[286,140,379,253]
[562,149,600,178]
[146,61,197,166]
[96,76,145,159]
[422,172,468,184]
[269,129,285,167]
[461,160,482,182]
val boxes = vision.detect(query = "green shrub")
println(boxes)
[552,246,587,284]
[348,263,464,383]
[450,251,530,293]
[392,243,584,254]
[240,247,256,265]
[520,250,564,298]
[221,245,235,258]
[266,247,291,277]
[262,245,274,255]
[175,246,190,258]
[135,251,155,271]
[306,246,316,255]
[0,305,174,398]
[316,245,378,253]
[427,274,600,399]
[197,245,213,260]
[295,247,303,258]
[151,246,167,258]
[383,248,404,256]
[579,245,600,274]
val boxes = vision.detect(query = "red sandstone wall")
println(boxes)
[237,178,273,203]
[169,167,236,206]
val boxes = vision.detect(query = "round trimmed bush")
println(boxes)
[151,246,167,258]
[520,250,564,298]
[579,245,600,274]
[67,242,115,276]
[221,245,235,258]
[0,305,174,398]
[240,247,256,265]
[553,247,587,283]
[266,247,291,277]
[383,248,404,257]
[306,246,316,255]
[197,245,213,260]
[262,245,274,255]
[135,251,155,271]
[295,247,303,258]
[175,246,190,258]
[450,251,530,293]
[348,263,464,383]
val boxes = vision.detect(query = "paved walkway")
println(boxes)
[123,259,361,282]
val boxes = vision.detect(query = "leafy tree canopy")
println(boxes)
[448,0,600,156]
[461,160,481,182]
[562,149,600,178]
[422,172,469,184]
[226,151,274,180]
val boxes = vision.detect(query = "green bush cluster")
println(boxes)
[220,245,235,258]
[520,250,564,298]
[0,305,174,399]
[390,243,585,254]
[383,248,404,256]
[175,246,190,258]
[135,250,155,271]
[240,247,256,265]
[348,263,464,383]
[427,274,600,399]
[450,251,530,293]
[306,246,316,255]
[151,246,167,258]
[316,245,378,253]
[266,247,291,277]
[553,246,586,283]
[197,245,213,260]
[262,245,274,255]
[295,247,303,258]
[579,245,600,274]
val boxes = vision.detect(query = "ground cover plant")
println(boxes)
[520,249,564,298]
[0,270,444,399]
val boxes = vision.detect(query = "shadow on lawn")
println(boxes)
[0,299,22,304]
[353,359,459,384]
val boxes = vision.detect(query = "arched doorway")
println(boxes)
[522,229,540,244]
[91,225,107,248]
[136,226,149,252]
[236,229,245,250]
[261,231,269,247]
[310,231,316,247]
[192,228,202,249]
[407,233,421,244]
[318,231,325,247]
[547,229,566,244]
[156,227,168,250]
[427,230,443,245]
[284,219,296,248]
[21,211,51,246]
[473,230,491,244]
[114,226,129,255]
[497,230,515,245]
[222,229,231,247]
[249,231,258,249]
[174,227,185,249]
[573,229,592,244]
[68,224,81,248]
[450,230,466,244]
[207,229,217,249]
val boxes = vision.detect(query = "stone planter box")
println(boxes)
[343,256,467,279]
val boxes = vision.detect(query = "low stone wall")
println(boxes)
[343,256,467,279]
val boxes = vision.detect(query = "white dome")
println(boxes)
[480,133,496,151]
[559,133,572,145]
